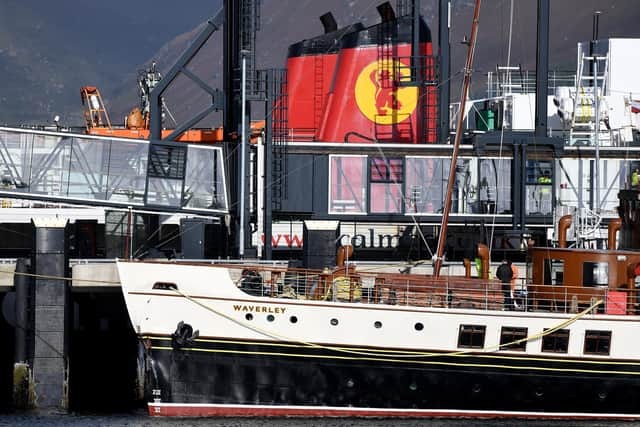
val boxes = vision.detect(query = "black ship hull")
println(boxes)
[142,335,640,418]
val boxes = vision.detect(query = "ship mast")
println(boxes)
[434,0,481,277]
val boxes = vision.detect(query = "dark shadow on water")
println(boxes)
[0,415,637,427]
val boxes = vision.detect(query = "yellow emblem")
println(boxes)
[354,60,417,125]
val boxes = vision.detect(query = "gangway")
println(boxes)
[0,126,228,216]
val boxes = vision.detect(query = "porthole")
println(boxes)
[374,321,382,329]
[330,318,339,326]
[414,322,424,331]
[267,314,275,322]
[245,313,253,321]
[290,316,298,324]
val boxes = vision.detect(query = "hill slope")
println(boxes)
[2,1,639,126]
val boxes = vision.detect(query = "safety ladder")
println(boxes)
[570,52,609,145]
[312,55,324,136]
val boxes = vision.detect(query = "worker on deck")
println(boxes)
[510,261,519,310]
[632,168,639,188]
[496,259,514,309]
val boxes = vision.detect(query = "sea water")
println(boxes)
[0,413,633,427]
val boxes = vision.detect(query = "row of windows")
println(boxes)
[544,259,610,287]
[242,313,611,356]
[328,155,512,215]
[458,325,612,355]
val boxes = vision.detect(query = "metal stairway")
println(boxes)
[570,51,610,146]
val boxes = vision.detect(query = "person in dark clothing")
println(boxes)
[496,259,514,309]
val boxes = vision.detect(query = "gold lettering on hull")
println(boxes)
[233,304,286,315]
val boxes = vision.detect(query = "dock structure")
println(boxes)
[31,219,70,409]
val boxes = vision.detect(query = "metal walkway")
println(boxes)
[0,127,228,215]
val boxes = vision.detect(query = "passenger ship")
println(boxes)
[116,214,640,419]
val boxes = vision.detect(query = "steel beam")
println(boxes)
[535,0,550,138]
[438,0,451,143]
[149,10,224,141]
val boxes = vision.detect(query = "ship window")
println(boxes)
[404,157,450,214]
[414,322,424,331]
[370,157,403,214]
[457,324,486,349]
[584,330,611,355]
[328,155,367,214]
[499,327,528,351]
[479,159,512,215]
[543,259,564,286]
[541,328,569,353]
[582,262,609,287]
[370,157,403,182]
[525,160,553,216]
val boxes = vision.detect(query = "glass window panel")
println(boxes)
[28,135,72,197]
[479,158,511,214]
[329,155,366,214]
[66,137,110,200]
[499,327,527,351]
[106,140,147,205]
[582,262,608,287]
[405,157,450,214]
[0,130,35,190]
[541,328,569,353]
[543,259,564,285]
[146,177,183,207]
[184,146,228,210]
[370,182,402,213]
[584,330,611,355]
[526,160,552,215]
[457,324,486,349]
[370,157,403,182]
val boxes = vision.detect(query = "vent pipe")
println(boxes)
[320,12,337,34]
[558,214,572,248]
[377,2,396,22]
[608,218,621,250]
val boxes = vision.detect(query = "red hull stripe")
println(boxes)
[148,403,640,420]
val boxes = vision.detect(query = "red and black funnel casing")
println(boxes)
[286,14,436,144]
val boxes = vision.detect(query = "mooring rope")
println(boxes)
[166,284,603,360]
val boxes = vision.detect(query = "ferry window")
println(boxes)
[328,155,367,214]
[541,328,569,353]
[499,327,528,351]
[584,330,611,355]
[543,259,564,286]
[582,262,609,287]
[405,157,450,214]
[479,159,511,215]
[457,324,486,349]
[525,160,553,216]
[370,157,403,214]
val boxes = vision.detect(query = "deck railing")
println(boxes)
[226,264,634,315]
